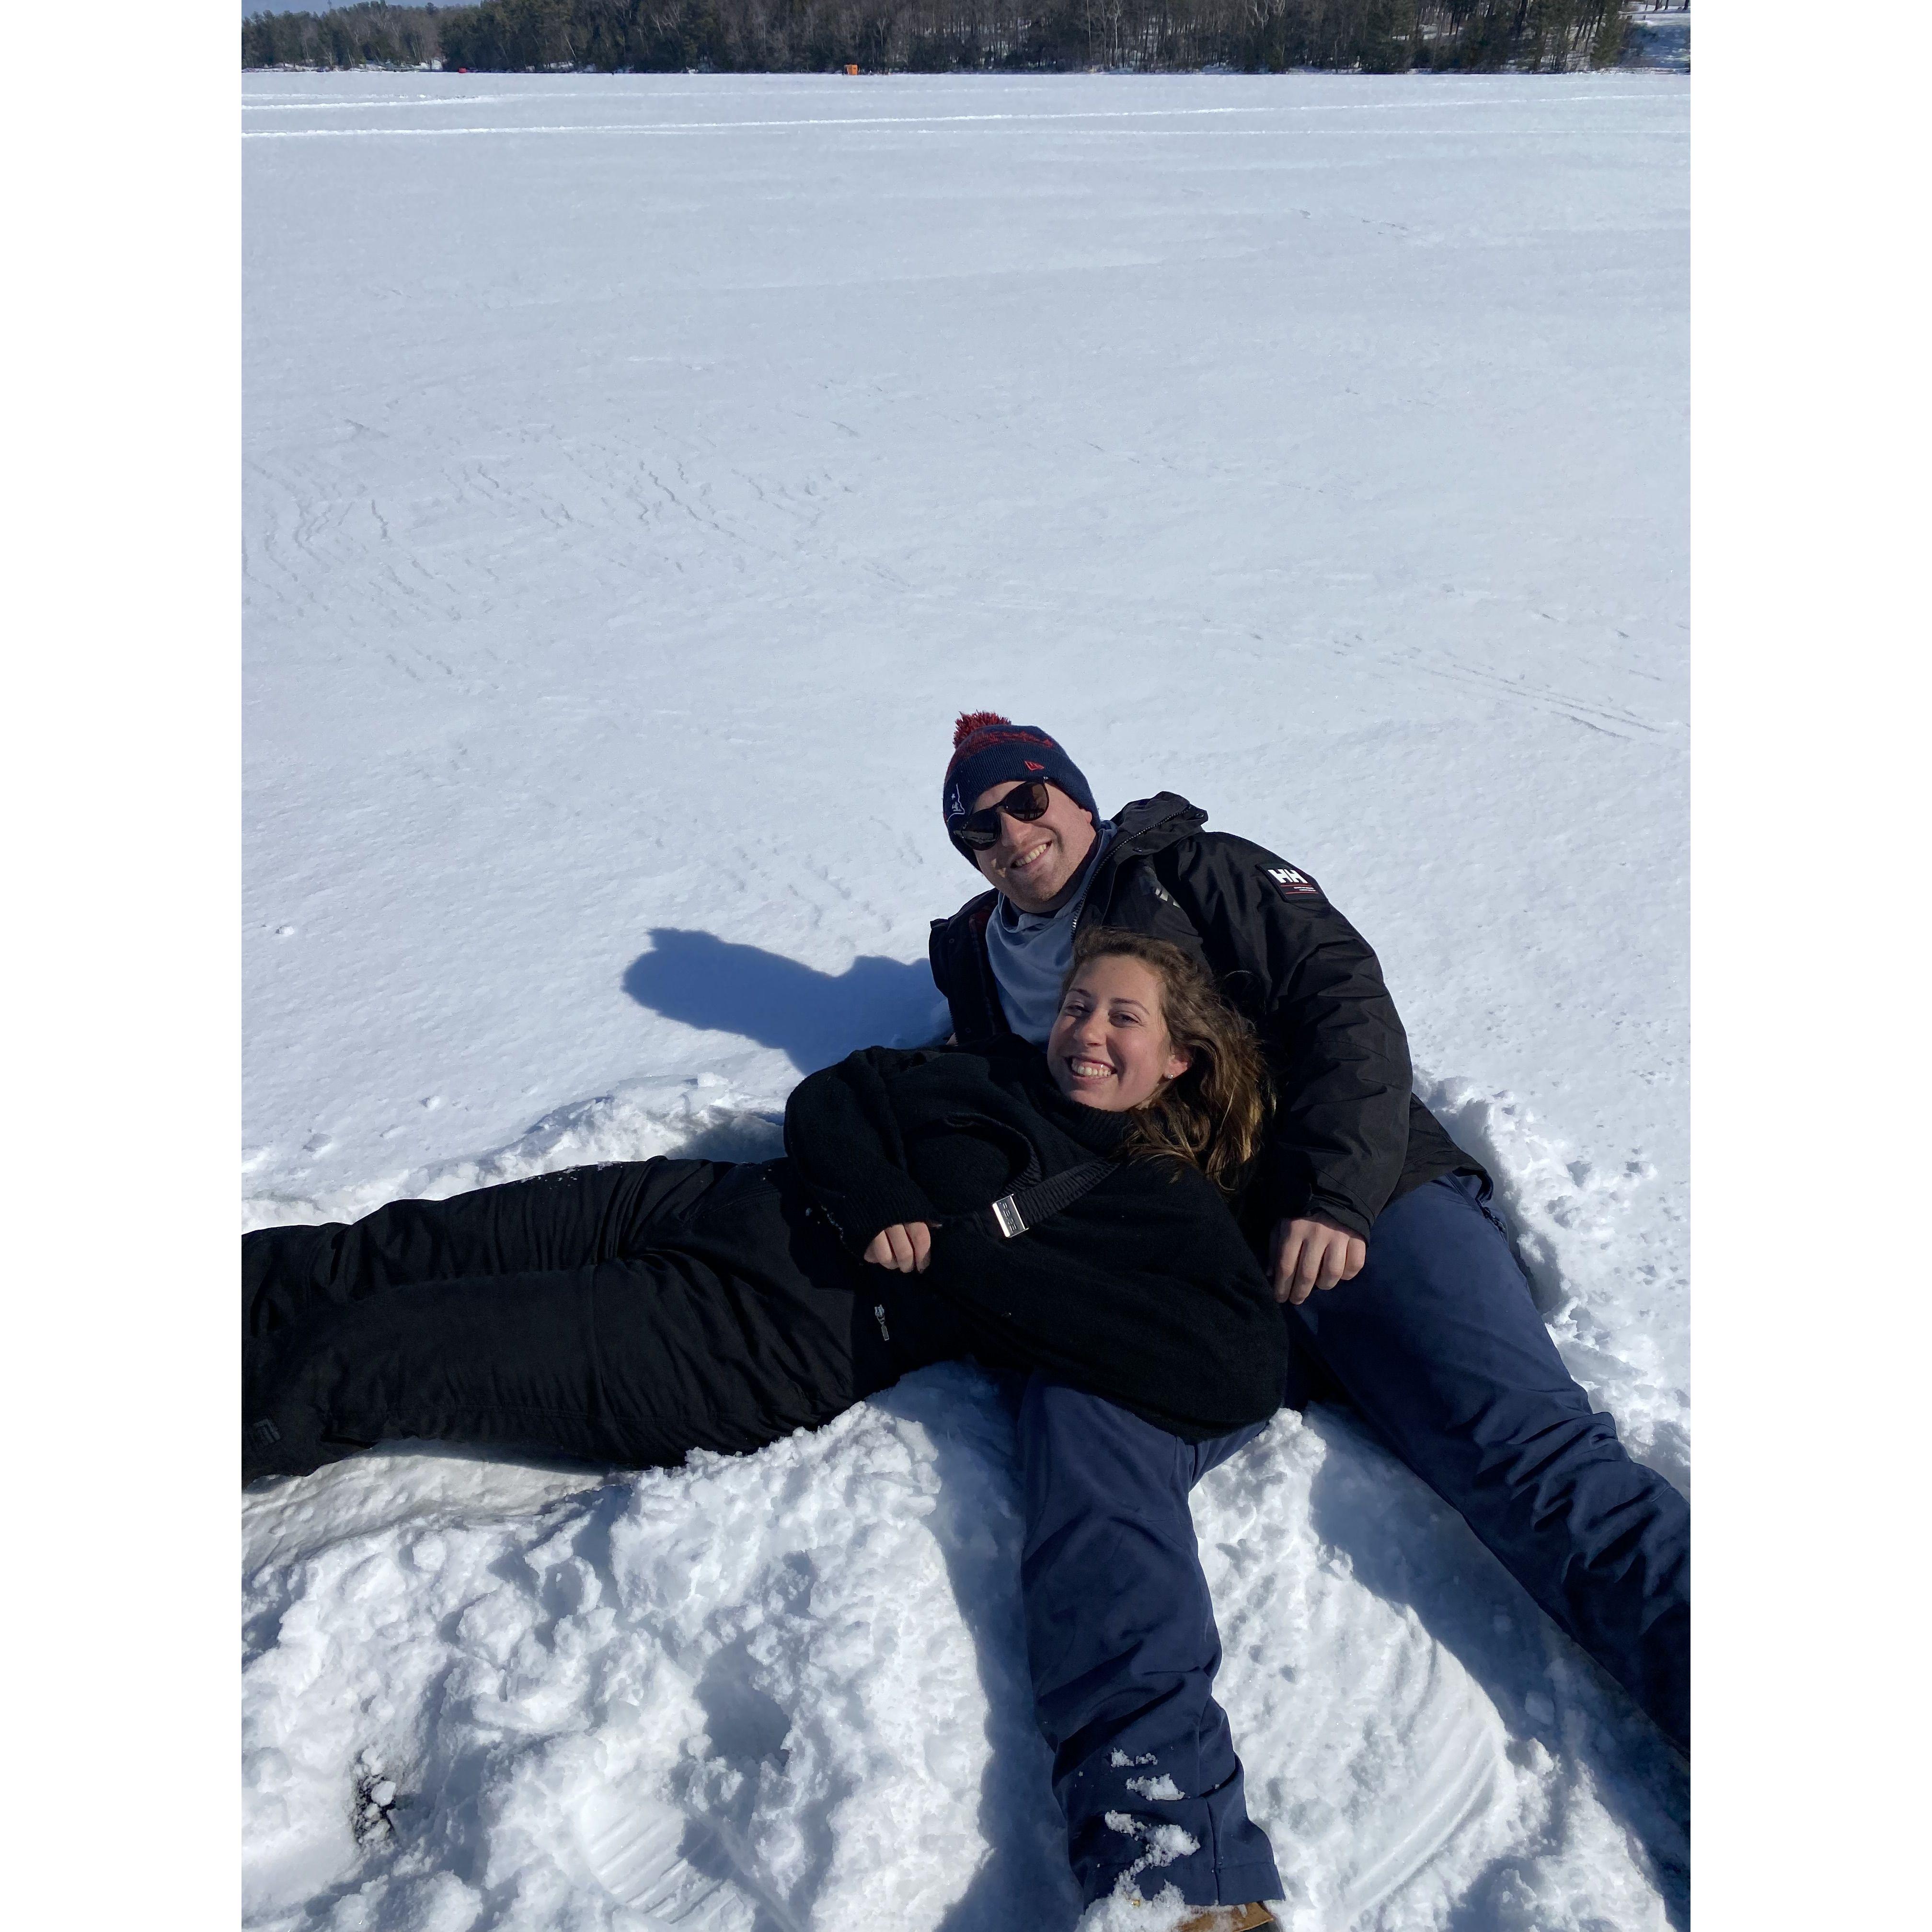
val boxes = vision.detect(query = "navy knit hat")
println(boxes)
[942,712,1099,861]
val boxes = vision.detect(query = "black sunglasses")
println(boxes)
[953,780,1052,850]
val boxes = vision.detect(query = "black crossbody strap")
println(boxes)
[957,1160,1116,1241]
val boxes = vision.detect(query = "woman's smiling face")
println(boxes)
[1048,954,1192,1112]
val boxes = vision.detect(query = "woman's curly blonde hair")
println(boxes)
[1062,925,1271,1194]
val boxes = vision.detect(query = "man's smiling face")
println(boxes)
[970,779,1098,914]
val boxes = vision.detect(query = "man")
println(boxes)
[919,713,1689,1929]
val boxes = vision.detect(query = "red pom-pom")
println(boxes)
[952,710,1011,749]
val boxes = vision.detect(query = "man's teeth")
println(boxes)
[1009,841,1050,871]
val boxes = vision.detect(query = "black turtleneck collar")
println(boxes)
[1047,1092,1134,1156]
[987,1036,1134,1155]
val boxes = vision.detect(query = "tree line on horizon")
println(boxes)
[241,0,1630,74]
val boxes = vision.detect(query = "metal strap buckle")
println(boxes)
[989,1194,1028,1240]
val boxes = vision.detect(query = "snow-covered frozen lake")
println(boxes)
[243,71,1689,1931]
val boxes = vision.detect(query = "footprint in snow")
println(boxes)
[570,1782,771,1931]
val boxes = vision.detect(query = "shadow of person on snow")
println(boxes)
[623,928,947,1075]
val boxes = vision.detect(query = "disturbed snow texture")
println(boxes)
[243,72,1689,1931]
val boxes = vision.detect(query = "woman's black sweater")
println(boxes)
[782,1038,1288,1441]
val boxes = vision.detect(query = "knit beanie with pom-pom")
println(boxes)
[941,712,1099,860]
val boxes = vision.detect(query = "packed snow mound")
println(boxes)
[244,1389,1687,1932]
[1417,1075,1688,1494]
[241,1072,786,1233]
[244,1384,1687,1932]
[243,1080,1686,1931]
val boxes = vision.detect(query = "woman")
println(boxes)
[245,928,1289,1928]
[243,928,1288,1488]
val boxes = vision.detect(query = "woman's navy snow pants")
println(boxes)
[1017,1172,1690,1910]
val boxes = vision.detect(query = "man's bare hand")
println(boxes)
[863,1222,932,1273]
[1270,1217,1367,1305]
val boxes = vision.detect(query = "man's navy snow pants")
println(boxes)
[1018,1172,1690,1909]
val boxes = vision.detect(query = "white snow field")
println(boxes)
[243,71,1689,1932]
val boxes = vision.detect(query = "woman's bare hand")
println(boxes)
[1270,1217,1367,1305]
[864,1222,933,1273]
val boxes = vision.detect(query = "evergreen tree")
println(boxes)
[243,0,1636,74]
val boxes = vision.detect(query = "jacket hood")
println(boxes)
[1099,793,1208,865]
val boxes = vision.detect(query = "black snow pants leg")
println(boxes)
[242,1158,897,1484]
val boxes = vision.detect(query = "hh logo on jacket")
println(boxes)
[1265,865,1319,899]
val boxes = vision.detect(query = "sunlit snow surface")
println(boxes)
[243,72,1689,1931]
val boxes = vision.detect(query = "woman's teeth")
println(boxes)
[1068,1058,1113,1079]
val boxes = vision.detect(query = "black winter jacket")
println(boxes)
[928,794,1483,1241]
[783,1036,1289,1441]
